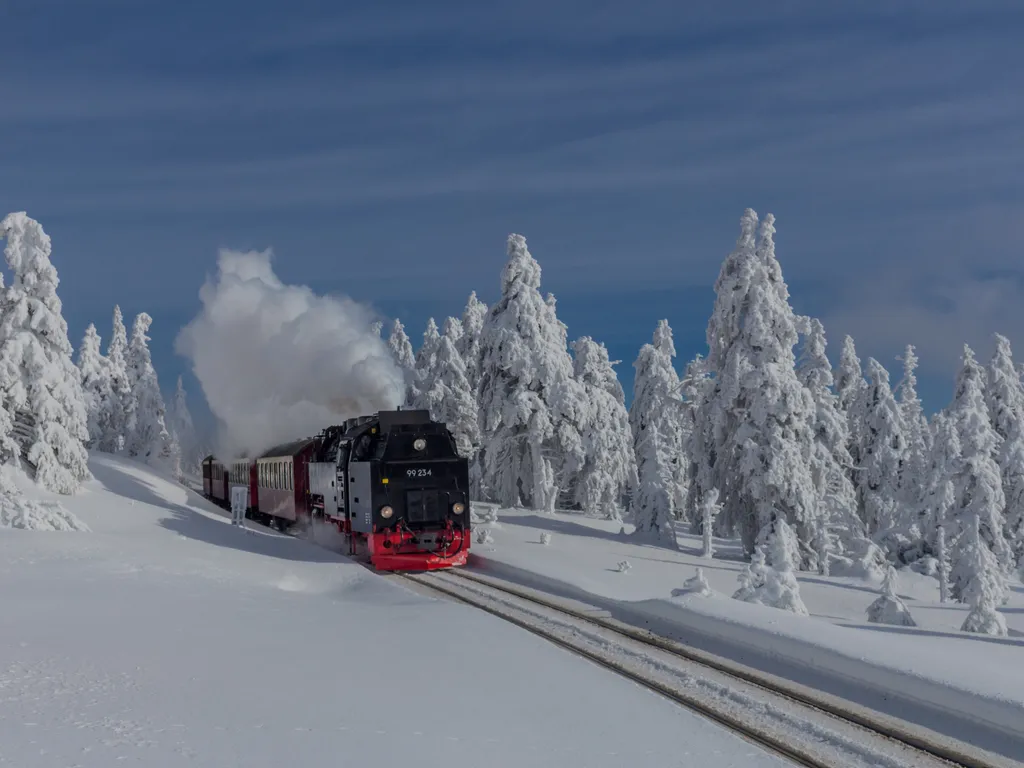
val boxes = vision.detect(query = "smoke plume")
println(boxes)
[176,248,404,458]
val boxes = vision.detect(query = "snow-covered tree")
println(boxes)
[415,317,441,389]
[733,517,808,615]
[457,291,488,393]
[855,359,907,536]
[956,514,1008,636]
[168,375,199,474]
[866,565,916,626]
[570,337,636,521]
[692,210,819,562]
[387,319,417,405]
[921,412,959,591]
[125,313,176,472]
[629,422,677,546]
[947,345,1012,583]
[835,335,867,474]
[370,320,383,337]
[100,305,132,453]
[897,345,931,521]
[987,334,1024,565]
[700,487,721,558]
[936,522,950,603]
[630,321,686,518]
[77,324,113,449]
[796,316,859,571]
[418,334,482,492]
[0,212,90,493]
[442,316,464,346]
[477,234,577,512]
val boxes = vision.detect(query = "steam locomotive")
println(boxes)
[201,409,471,570]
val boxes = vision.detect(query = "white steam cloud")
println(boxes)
[176,248,404,458]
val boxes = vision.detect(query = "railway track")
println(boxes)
[400,568,1019,768]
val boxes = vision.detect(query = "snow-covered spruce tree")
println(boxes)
[987,334,1024,565]
[455,294,488,497]
[866,564,916,627]
[921,412,959,600]
[629,320,686,522]
[414,317,441,393]
[796,316,859,573]
[835,335,867,477]
[629,423,677,546]
[854,359,907,539]
[77,324,113,450]
[733,515,808,615]
[700,487,721,558]
[692,210,818,564]
[476,234,577,512]
[418,334,481,488]
[897,345,931,524]
[956,514,1008,636]
[168,375,199,475]
[457,291,488,393]
[387,319,417,405]
[100,305,133,453]
[370,320,383,337]
[0,212,90,493]
[947,345,1012,584]
[570,337,636,521]
[442,315,464,346]
[681,354,712,528]
[125,313,176,472]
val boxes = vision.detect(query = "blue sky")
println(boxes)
[2,0,1022,427]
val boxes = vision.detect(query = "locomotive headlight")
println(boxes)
[380,505,394,519]
[413,438,427,451]
[452,502,465,514]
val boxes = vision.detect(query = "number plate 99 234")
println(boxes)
[405,468,433,478]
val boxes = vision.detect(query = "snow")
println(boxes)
[469,506,1024,760]
[0,454,791,768]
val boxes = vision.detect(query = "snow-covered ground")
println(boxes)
[470,506,1024,761]
[0,454,793,768]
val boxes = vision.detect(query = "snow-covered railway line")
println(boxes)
[402,569,1014,768]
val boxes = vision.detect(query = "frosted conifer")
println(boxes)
[629,320,686,518]
[855,359,907,535]
[415,318,441,392]
[418,335,481,484]
[77,324,113,449]
[629,423,677,546]
[477,234,575,512]
[570,337,636,521]
[387,319,417,405]
[0,212,91,493]
[693,210,818,559]
[168,376,199,474]
[457,291,488,393]
[797,316,859,569]
[987,334,1024,565]
[125,313,176,471]
[897,346,931,523]
[101,305,133,453]
[947,345,1012,581]
[957,515,1008,636]
[866,565,917,626]
[700,487,721,559]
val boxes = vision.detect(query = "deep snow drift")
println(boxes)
[470,506,1024,761]
[0,454,788,768]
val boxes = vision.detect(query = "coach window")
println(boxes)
[275,462,281,490]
